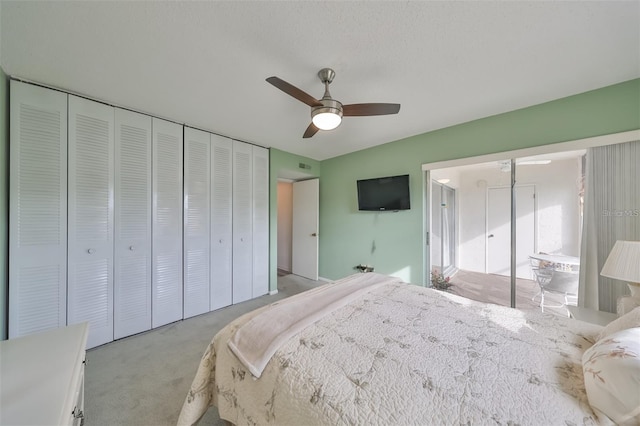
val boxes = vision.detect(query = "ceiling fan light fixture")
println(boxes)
[311,101,343,130]
[312,111,342,130]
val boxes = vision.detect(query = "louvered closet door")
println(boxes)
[152,118,184,327]
[252,146,269,297]
[183,128,211,318]
[210,134,233,310]
[9,81,68,338]
[68,95,115,349]
[232,140,253,303]
[114,109,152,339]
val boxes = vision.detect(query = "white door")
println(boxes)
[252,146,269,297]
[232,140,253,303]
[152,118,184,327]
[9,81,68,338]
[292,178,319,280]
[210,134,233,310]
[487,185,535,279]
[183,128,211,318]
[67,95,115,349]
[114,109,152,339]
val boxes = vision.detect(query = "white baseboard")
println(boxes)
[269,289,278,295]
[318,276,332,283]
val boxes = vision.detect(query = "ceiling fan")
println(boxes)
[266,68,401,138]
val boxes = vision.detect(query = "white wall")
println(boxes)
[277,181,293,271]
[456,157,582,273]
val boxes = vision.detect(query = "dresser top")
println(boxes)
[0,323,89,425]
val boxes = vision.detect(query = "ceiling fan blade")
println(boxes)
[303,122,319,138]
[266,76,322,107]
[343,103,401,116]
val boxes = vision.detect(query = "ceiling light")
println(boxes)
[436,178,450,184]
[311,102,343,130]
[312,111,342,130]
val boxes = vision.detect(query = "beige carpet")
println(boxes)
[84,274,321,426]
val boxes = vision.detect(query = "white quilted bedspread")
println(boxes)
[179,278,604,425]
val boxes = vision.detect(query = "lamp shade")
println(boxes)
[312,111,342,130]
[600,240,640,283]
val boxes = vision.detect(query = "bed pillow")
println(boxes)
[597,306,640,341]
[582,327,640,425]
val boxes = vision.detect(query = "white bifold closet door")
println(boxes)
[9,81,68,338]
[232,140,253,303]
[210,134,233,310]
[67,95,115,349]
[152,118,184,327]
[114,109,152,339]
[252,146,269,297]
[183,128,211,318]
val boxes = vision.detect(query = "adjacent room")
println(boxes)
[1,1,639,425]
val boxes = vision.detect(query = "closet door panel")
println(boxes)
[114,109,152,339]
[68,95,115,349]
[9,81,68,338]
[210,134,233,310]
[232,140,253,303]
[252,146,269,297]
[152,118,184,327]
[183,128,211,318]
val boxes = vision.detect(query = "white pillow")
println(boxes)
[598,306,640,341]
[582,327,640,425]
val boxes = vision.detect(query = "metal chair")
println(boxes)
[530,257,578,313]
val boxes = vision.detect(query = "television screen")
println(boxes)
[357,174,410,211]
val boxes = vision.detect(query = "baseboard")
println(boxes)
[318,276,332,283]
[269,289,278,295]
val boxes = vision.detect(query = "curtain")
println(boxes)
[578,140,640,313]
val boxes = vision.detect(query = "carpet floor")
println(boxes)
[84,274,321,426]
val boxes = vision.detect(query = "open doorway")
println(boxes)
[277,179,294,276]
[276,172,320,284]
[427,150,586,317]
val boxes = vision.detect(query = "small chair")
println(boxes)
[530,257,578,313]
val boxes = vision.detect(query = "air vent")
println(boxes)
[298,163,311,170]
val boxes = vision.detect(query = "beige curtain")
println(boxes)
[578,140,640,312]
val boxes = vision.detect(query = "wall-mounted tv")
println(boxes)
[357,174,410,211]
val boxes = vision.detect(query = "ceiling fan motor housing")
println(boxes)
[312,98,343,119]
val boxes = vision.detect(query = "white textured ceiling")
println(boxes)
[1,1,639,161]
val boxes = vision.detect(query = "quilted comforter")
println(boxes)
[178,275,604,425]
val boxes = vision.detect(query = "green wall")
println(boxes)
[269,149,320,292]
[319,78,640,285]
[1,67,8,340]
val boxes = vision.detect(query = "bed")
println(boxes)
[177,273,639,425]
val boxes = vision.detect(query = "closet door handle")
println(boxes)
[87,248,95,254]
[129,246,135,251]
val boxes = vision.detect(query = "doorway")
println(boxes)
[276,176,320,281]
[426,148,586,312]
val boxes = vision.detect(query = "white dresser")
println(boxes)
[0,323,89,425]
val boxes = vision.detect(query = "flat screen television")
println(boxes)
[357,174,410,211]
